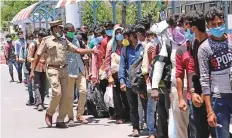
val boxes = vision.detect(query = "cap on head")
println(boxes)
[49,20,63,28]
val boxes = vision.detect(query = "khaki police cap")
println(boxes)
[49,20,63,28]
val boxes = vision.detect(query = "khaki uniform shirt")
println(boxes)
[36,35,77,67]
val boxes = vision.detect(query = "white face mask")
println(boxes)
[19,35,24,39]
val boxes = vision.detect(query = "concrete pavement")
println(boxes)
[0,64,148,138]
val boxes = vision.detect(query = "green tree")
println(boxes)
[1,0,38,31]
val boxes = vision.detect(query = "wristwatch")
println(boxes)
[190,88,195,95]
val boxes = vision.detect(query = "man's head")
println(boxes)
[122,25,137,46]
[115,28,123,42]
[166,14,178,29]
[135,24,146,42]
[145,30,155,42]
[104,21,114,37]
[94,26,105,44]
[64,23,75,40]
[184,10,206,40]
[6,34,12,43]
[205,7,225,38]
[38,28,50,43]
[18,31,24,39]
[49,20,64,38]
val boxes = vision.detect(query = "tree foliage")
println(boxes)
[82,0,164,27]
[1,0,38,31]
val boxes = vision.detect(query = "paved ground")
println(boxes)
[0,64,149,138]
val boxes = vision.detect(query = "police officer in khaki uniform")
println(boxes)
[30,20,98,128]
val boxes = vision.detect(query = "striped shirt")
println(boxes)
[66,38,85,78]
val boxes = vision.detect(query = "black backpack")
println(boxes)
[149,41,172,90]
[85,81,109,118]
[123,44,146,94]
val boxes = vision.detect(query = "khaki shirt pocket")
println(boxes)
[47,45,57,56]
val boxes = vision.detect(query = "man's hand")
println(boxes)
[120,83,126,92]
[208,112,217,127]
[92,49,99,54]
[151,89,159,101]
[179,98,188,111]
[39,60,45,64]
[30,71,34,81]
[16,56,19,62]
[108,76,114,86]
[191,93,203,107]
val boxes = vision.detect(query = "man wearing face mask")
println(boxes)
[198,7,232,138]
[118,25,144,137]
[105,25,130,124]
[15,31,26,83]
[28,28,48,111]
[4,34,17,82]
[30,20,98,128]
[91,22,114,83]
[64,23,89,125]
[183,10,213,138]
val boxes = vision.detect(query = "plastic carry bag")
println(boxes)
[104,86,114,108]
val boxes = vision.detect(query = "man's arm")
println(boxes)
[18,46,25,62]
[27,43,35,62]
[118,47,126,85]
[14,41,20,58]
[67,40,94,54]
[198,44,213,113]
[175,48,184,100]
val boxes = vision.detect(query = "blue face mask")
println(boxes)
[88,35,94,41]
[209,24,225,38]
[105,30,113,36]
[184,28,195,40]
[96,36,103,44]
[116,34,123,41]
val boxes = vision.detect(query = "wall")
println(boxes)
[65,3,81,28]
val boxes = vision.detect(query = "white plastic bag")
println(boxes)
[104,86,114,108]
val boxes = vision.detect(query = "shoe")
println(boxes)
[45,113,52,127]
[10,79,14,82]
[132,129,140,137]
[56,122,68,128]
[26,101,34,106]
[38,105,44,111]
[67,119,75,126]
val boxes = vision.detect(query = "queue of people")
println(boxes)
[3,6,232,138]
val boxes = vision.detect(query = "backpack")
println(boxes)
[85,81,109,118]
[149,41,172,90]
[123,44,146,94]
[129,46,147,94]
[24,41,37,72]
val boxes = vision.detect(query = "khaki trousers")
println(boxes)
[67,73,87,119]
[46,67,69,122]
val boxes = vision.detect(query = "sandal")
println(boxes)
[116,119,126,124]
[77,116,88,124]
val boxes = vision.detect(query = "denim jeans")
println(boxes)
[24,73,33,102]
[146,93,157,136]
[212,97,232,138]
[8,59,18,74]
[17,61,23,81]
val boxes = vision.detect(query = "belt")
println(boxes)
[48,64,68,69]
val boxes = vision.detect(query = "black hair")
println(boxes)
[79,30,88,41]
[205,7,224,23]
[27,33,34,39]
[176,13,185,26]
[38,28,50,38]
[64,23,74,32]
[166,14,177,27]
[135,24,146,35]
[94,26,105,35]
[6,34,12,38]
[104,21,114,29]
[137,18,150,30]
[185,10,206,32]
[146,30,154,36]
[18,30,23,34]
[122,25,137,38]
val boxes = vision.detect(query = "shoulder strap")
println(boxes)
[123,46,127,67]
